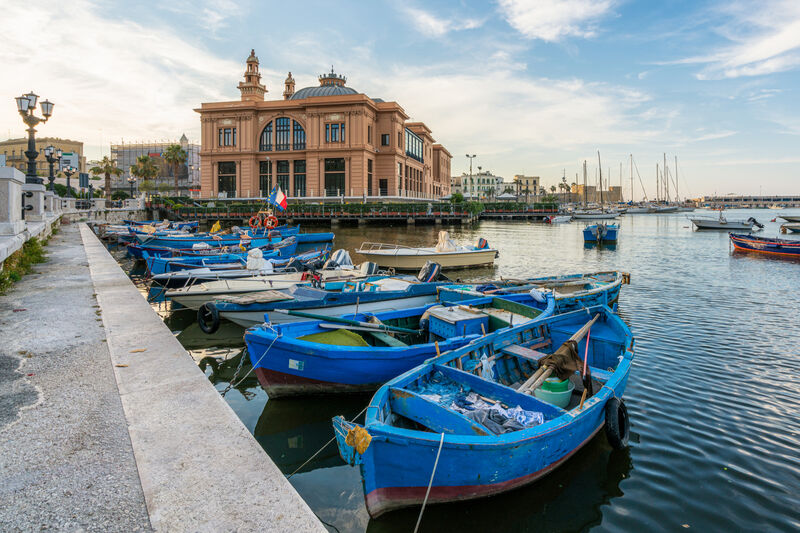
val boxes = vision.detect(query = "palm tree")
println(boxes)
[163,144,187,196]
[90,156,123,207]
[130,156,160,198]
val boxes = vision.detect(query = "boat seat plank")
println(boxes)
[388,388,490,436]
[588,366,613,383]
[501,344,549,364]
[366,331,408,347]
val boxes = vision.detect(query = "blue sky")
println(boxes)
[2,0,799,198]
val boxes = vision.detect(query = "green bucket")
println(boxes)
[542,377,569,392]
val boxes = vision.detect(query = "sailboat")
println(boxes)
[571,159,620,220]
[583,152,620,242]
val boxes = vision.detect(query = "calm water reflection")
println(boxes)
[115,209,800,532]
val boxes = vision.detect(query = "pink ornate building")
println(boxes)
[196,50,451,200]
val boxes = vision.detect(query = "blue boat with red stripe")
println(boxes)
[730,233,800,259]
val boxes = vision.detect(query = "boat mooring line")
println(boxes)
[220,325,279,397]
[414,432,445,533]
[287,405,369,480]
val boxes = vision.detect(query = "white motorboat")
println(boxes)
[356,232,497,270]
[571,210,620,220]
[780,222,800,233]
[779,214,800,223]
[545,215,572,223]
[165,269,368,309]
[690,211,763,230]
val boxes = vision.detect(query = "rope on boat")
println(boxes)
[287,405,368,479]
[220,324,279,397]
[413,432,445,533]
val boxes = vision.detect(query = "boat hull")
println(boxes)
[220,294,439,328]
[571,212,618,220]
[583,225,618,242]
[730,233,800,258]
[779,214,800,223]
[690,218,752,230]
[356,249,497,270]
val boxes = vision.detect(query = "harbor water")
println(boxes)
[114,210,800,532]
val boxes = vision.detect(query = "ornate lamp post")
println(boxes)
[465,154,476,199]
[62,166,77,197]
[15,92,54,185]
[127,176,137,198]
[43,145,62,191]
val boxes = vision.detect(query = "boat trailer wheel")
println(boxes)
[605,397,630,450]
[198,303,220,334]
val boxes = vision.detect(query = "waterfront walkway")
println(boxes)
[0,224,324,532]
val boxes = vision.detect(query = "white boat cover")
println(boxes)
[435,231,458,252]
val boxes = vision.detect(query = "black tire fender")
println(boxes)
[605,397,630,450]
[198,303,220,334]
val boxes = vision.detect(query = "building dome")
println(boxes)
[290,85,358,100]
[290,67,358,100]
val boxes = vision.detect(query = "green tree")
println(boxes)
[450,192,464,204]
[138,179,156,195]
[157,182,173,194]
[130,156,159,198]
[163,144,187,196]
[90,156,123,207]
[112,190,130,200]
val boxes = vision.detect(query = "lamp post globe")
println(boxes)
[15,92,54,185]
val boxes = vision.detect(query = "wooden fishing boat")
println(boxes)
[730,233,800,258]
[202,277,457,331]
[244,293,556,398]
[583,223,619,242]
[571,210,619,220]
[125,235,291,260]
[439,271,630,312]
[333,305,633,517]
[142,243,294,276]
[356,232,497,270]
[163,266,364,308]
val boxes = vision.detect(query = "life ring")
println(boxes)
[197,303,220,334]
[264,215,279,229]
[248,216,261,229]
[604,397,630,449]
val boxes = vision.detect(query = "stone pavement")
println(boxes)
[0,224,325,532]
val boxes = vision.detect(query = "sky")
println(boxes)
[2,0,800,199]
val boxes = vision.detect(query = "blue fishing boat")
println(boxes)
[244,293,556,398]
[134,232,278,249]
[439,271,630,312]
[200,276,457,331]
[583,222,619,243]
[143,245,292,276]
[124,219,199,232]
[126,236,293,260]
[730,233,800,259]
[333,305,633,517]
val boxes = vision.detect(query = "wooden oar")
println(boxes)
[274,309,419,334]
[519,313,600,394]
[578,325,592,409]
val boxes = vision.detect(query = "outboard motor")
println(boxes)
[305,257,327,271]
[283,257,303,272]
[418,261,442,282]
[475,237,489,250]
[748,217,764,229]
[360,261,380,276]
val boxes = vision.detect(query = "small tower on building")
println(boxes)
[319,66,346,87]
[238,49,267,102]
[179,133,188,149]
[283,72,295,100]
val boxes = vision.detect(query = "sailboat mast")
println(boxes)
[630,154,634,203]
[583,160,587,207]
[656,163,659,204]
[620,162,623,203]
[597,151,604,209]
[675,155,679,202]
[664,152,669,203]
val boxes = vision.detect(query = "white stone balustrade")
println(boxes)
[0,167,25,236]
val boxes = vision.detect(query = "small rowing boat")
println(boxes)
[730,233,800,258]
[583,223,619,243]
[333,305,633,517]
[244,293,556,398]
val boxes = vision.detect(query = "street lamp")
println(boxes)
[15,91,54,185]
[43,146,62,191]
[128,176,137,198]
[62,166,77,197]
[465,154,476,199]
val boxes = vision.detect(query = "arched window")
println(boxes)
[260,118,306,151]
[275,117,291,150]
[293,121,306,150]
[259,122,272,151]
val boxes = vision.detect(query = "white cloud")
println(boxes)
[0,0,245,158]
[498,0,614,42]
[675,1,800,79]
[401,6,483,37]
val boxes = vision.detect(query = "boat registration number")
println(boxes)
[288,359,305,371]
